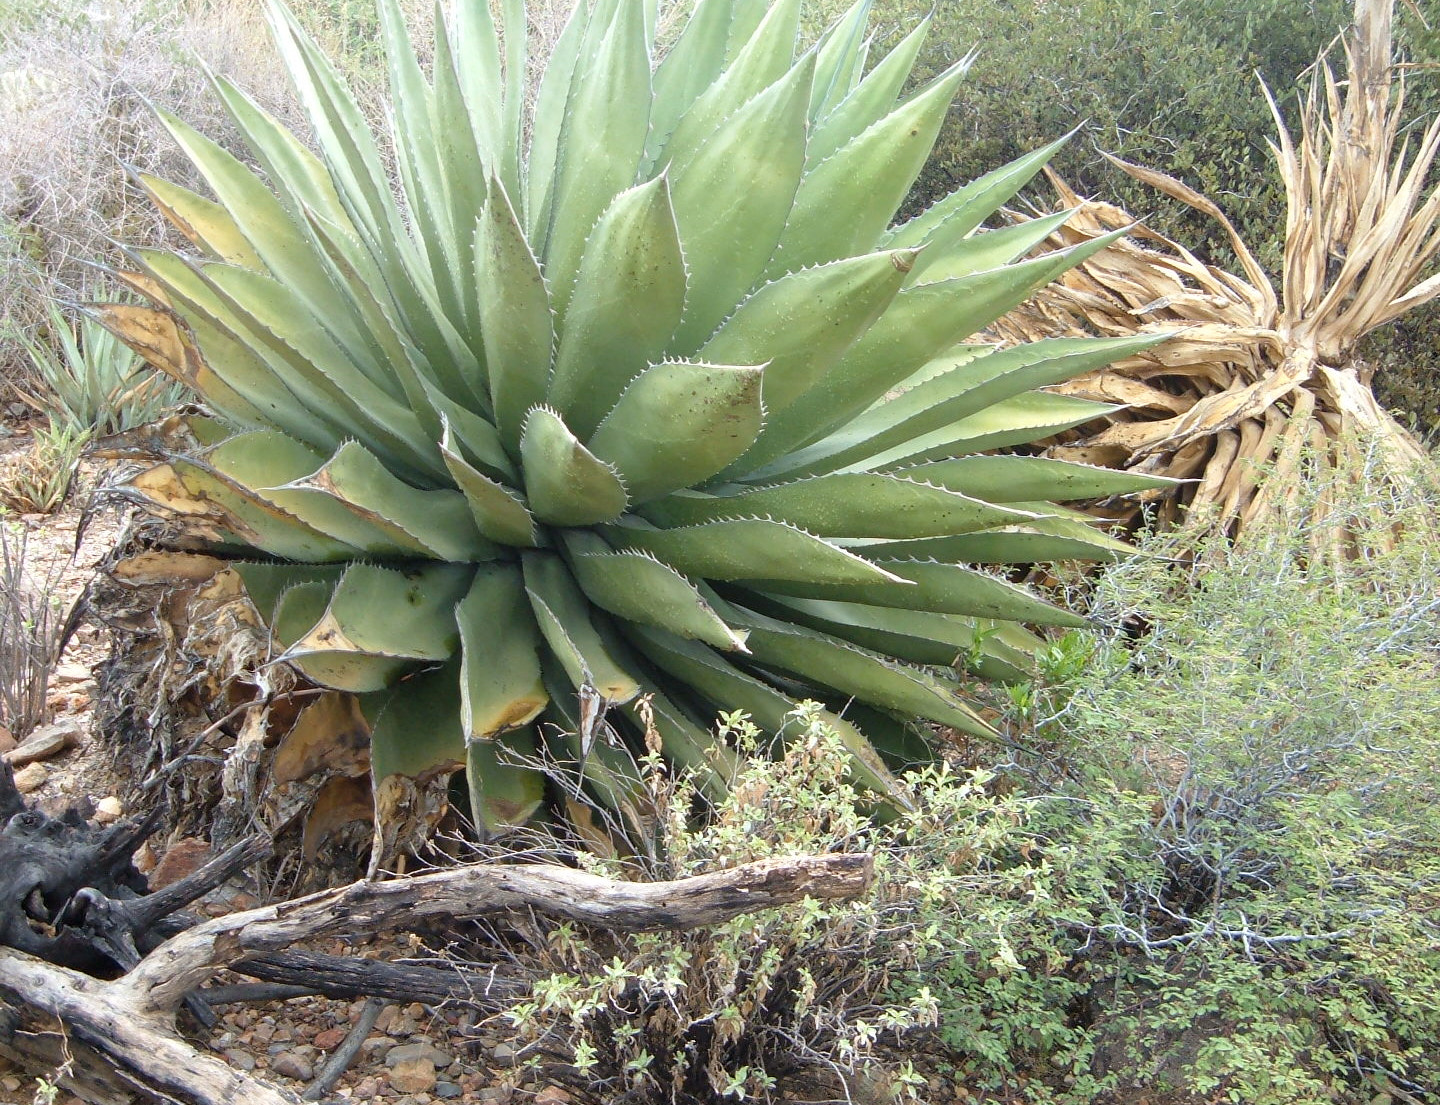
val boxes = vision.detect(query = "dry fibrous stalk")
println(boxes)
[991,0,1439,544]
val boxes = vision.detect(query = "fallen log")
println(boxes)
[0,759,875,1104]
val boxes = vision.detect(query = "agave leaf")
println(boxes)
[899,454,1182,503]
[808,0,872,124]
[548,177,687,436]
[770,59,968,274]
[441,421,537,547]
[808,12,931,163]
[602,515,905,584]
[136,173,264,269]
[736,591,1036,682]
[667,54,813,350]
[756,559,1089,627]
[523,551,641,704]
[466,726,546,839]
[746,233,1128,474]
[475,176,553,452]
[587,361,764,501]
[542,0,652,310]
[283,561,472,689]
[912,209,1075,286]
[699,249,913,415]
[286,440,498,562]
[727,605,997,739]
[128,458,359,562]
[867,522,1133,564]
[625,623,908,802]
[863,392,1123,469]
[365,659,467,782]
[205,430,439,558]
[524,0,588,241]
[886,133,1070,252]
[645,0,736,169]
[232,560,346,622]
[458,564,548,739]
[646,471,1037,538]
[564,531,747,651]
[780,332,1164,477]
[657,0,801,177]
[520,407,629,526]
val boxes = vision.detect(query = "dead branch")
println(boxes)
[0,851,872,1104]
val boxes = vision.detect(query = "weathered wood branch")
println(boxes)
[120,852,875,1019]
[0,853,874,1104]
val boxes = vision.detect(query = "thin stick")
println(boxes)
[302,996,383,1102]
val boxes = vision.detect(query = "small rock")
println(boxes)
[149,838,212,889]
[6,719,81,766]
[12,762,47,793]
[313,1026,348,1050]
[212,1031,238,1050]
[272,1052,314,1081]
[360,1035,398,1061]
[386,1041,451,1068]
[491,1041,516,1066]
[224,1049,256,1072]
[477,1089,512,1105]
[434,1082,463,1100]
[534,1087,572,1105]
[374,1004,402,1034]
[252,1022,275,1043]
[353,1077,380,1100]
[7,402,28,418]
[52,663,89,683]
[93,796,123,824]
[388,1057,437,1095]
[0,1076,20,1093]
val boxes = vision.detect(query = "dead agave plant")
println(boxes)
[992,0,1439,543]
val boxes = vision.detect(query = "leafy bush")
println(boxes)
[495,449,1440,1105]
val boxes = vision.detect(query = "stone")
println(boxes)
[272,1052,314,1081]
[224,1049,256,1072]
[52,663,89,683]
[353,1077,381,1100]
[6,719,81,766]
[360,1035,398,1061]
[374,1004,402,1034]
[313,1026,348,1050]
[93,796,123,824]
[12,762,47,793]
[0,1076,20,1094]
[388,1058,437,1095]
[491,1041,516,1066]
[534,1087,572,1105]
[148,838,212,889]
[0,725,15,756]
[386,1041,451,1068]
[434,1082,463,1100]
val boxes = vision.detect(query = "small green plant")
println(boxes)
[0,518,63,738]
[19,295,183,436]
[0,418,89,514]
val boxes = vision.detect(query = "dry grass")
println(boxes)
[991,0,1439,546]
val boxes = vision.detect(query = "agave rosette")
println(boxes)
[104,0,1171,830]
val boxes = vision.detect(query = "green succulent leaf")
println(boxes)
[519,406,629,526]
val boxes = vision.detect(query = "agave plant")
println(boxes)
[101,0,1169,840]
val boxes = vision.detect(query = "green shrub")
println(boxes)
[498,449,1440,1104]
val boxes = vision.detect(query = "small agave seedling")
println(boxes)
[101,0,1170,836]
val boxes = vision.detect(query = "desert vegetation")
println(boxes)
[0,0,1436,1103]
